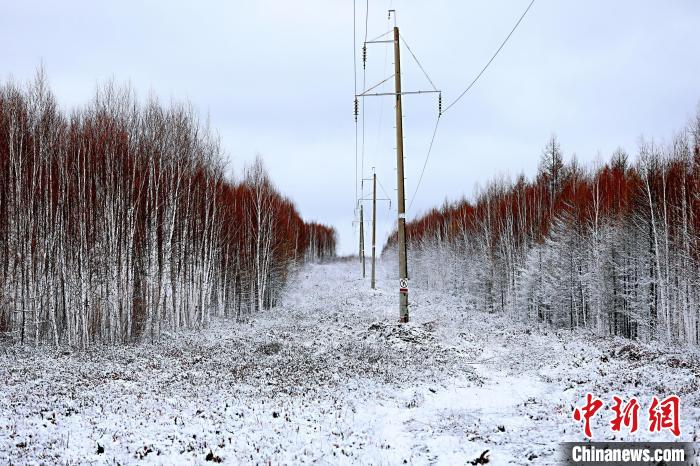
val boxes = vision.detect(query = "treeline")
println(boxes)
[385,111,700,344]
[0,72,336,347]
[304,222,338,263]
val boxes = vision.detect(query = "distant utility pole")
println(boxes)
[371,173,377,289]
[360,171,390,289]
[393,25,409,322]
[359,203,365,278]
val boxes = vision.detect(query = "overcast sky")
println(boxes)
[2,1,699,255]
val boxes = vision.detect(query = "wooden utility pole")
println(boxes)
[393,26,409,322]
[357,14,439,320]
[359,203,366,277]
[371,173,377,289]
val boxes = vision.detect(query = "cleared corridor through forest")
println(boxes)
[1,261,698,464]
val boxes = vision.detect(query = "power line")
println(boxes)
[353,0,359,214]
[376,175,392,206]
[408,115,441,211]
[358,74,395,96]
[391,32,441,212]
[364,0,369,43]
[399,34,438,92]
[407,0,536,210]
[360,0,370,204]
[442,0,536,115]
[371,2,393,177]
[367,29,392,43]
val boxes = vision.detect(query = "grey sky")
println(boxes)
[2,1,699,256]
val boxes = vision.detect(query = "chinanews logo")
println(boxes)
[562,393,696,466]
[572,393,681,438]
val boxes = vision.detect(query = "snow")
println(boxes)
[1,260,699,464]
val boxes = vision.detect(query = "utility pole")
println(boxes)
[356,12,439,321]
[393,26,409,322]
[359,171,390,289]
[371,173,377,289]
[359,203,366,278]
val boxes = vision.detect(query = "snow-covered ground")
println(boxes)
[1,261,699,464]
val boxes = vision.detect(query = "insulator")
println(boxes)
[438,93,442,117]
[354,98,359,122]
[362,45,367,69]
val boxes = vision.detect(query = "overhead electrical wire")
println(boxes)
[359,74,396,96]
[395,31,441,212]
[442,0,536,114]
[408,0,536,211]
[360,0,370,204]
[377,176,393,206]
[356,1,537,222]
[370,5,392,191]
[408,116,440,210]
[367,30,392,43]
[353,0,359,216]
[364,0,369,44]
[399,34,438,92]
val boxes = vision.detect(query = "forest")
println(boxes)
[386,110,700,345]
[0,72,336,348]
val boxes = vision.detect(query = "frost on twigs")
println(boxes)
[256,342,282,356]
[366,321,435,345]
[469,449,490,465]
[2,261,698,464]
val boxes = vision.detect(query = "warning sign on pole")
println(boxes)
[399,278,408,293]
